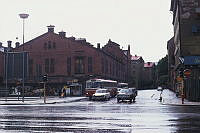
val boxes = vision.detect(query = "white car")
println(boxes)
[92,89,110,101]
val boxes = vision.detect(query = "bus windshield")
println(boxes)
[118,83,128,88]
[86,82,102,88]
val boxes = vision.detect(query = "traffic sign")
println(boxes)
[183,69,192,78]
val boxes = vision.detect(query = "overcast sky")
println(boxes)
[0,0,174,62]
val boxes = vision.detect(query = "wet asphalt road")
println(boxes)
[0,89,200,133]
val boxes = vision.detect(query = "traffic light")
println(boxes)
[43,74,48,82]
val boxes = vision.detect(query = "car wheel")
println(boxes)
[130,98,132,103]
[89,96,92,101]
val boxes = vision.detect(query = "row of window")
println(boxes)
[44,41,56,50]
[101,58,126,77]
[29,57,93,76]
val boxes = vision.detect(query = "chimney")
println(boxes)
[128,45,130,52]
[47,25,55,33]
[7,40,12,48]
[68,36,75,41]
[0,42,2,47]
[15,42,20,48]
[97,43,100,49]
[59,31,66,38]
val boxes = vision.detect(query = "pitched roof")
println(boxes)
[144,62,155,68]
[131,55,142,60]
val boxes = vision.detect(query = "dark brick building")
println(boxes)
[143,62,156,89]
[13,25,131,89]
[0,51,3,84]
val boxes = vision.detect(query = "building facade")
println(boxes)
[11,25,131,90]
[170,0,200,101]
[130,55,144,89]
[143,62,156,89]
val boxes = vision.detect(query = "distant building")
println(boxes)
[130,55,144,89]
[11,25,131,90]
[143,62,156,89]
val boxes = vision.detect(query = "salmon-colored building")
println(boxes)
[13,25,131,88]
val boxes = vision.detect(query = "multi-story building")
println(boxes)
[0,50,4,85]
[11,25,131,91]
[143,62,156,89]
[170,0,200,101]
[130,55,144,89]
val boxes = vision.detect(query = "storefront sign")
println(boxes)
[184,56,200,65]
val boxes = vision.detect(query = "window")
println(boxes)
[101,58,104,73]
[105,59,108,74]
[29,59,33,76]
[110,63,112,75]
[50,58,55,73]
[53,42,55,49]
[44,43,47,50]
[48,41,51,49]
[45,59,49,73]
[75,57,85,74]
[67,57,71,75]
[88,57,93,73]
[36,64,42,79]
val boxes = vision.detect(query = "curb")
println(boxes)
[161,102,200,106]
[0,97,87,105]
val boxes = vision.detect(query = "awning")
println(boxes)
[184,56,200,65]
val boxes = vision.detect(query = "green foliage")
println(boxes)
[156,55,169,86]
[157,55,168,76]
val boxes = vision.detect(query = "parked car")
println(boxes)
[117,88,137,103]
[92,89,110,101]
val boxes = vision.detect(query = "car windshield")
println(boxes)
[120,89,130,93]
[96,89,107,93]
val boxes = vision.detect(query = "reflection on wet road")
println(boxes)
[0,90,200,133]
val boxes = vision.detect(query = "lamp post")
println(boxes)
[19,13,29,102]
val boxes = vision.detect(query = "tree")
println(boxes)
[156,55,168,87]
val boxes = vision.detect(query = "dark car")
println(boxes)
[117,88,137,103]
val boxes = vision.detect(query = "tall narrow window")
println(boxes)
[48,41,51,49]
[110,63,112,75]
[75,57,84,74]
[67,57,71,75]
[45,59,49,73]
[105,59,108,74]
[28,59,33,76]
[101,58,104,73]
[36,64,42,80]
[88,57,93,73]
[50,58,55,73]
[44,43,47,50]
[53,42,56,49]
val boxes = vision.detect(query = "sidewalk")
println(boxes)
[161,89,200,106]
[0,96,87,105]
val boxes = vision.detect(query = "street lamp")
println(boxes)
[19,13,29,102]
[19,13,29,45]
